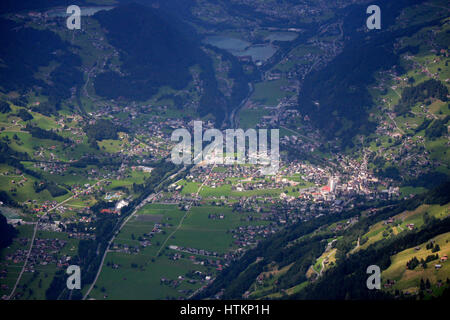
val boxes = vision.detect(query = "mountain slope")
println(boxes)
[0,18,83,101]
[93,3,228,123]
[93,4,198,100]
[298,0,428,147]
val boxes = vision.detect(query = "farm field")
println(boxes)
[89,202,270,299]
[89,252,209,300]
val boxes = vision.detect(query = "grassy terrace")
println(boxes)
[357,203,450,251]
[382,231,450,296]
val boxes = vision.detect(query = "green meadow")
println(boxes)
[90,201,269,299]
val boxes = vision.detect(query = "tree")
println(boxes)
[0,213,17,250]
[432,244,441,253]
[0,101,11,113]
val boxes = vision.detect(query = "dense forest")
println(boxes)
[84,119,119,142]
[0,213,17,250]
[93,4,198,99]
[0,18,83,103]
[26,124,71,143]
[0,101,11,113]
[16,109,33,121]
[0,191,18,208]
[33,180,68,197]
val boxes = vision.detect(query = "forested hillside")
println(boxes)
[0,18,83,101]
[298,0,427,146]
[93,3,229,124]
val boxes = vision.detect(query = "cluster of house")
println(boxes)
[67,232,95,240]
[231,224,277,248]
[168,245,220,258]
[160,269,213,291]
[33,162,69,175]
[4,238,69,273]
[5,173,28,189]
[110,223,165,253]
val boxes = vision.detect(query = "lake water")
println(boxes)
[204,36,277,62]
[265,32,298,42]
[235,44,278,62]
[204,36,251,53]
[47,6,115,17]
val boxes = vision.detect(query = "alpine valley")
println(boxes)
[0,0,449,301]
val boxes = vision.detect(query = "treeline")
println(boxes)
[197,56,228,125]
[128,161,178,198]
[0,140,43,182]
[298,32,398,147]
[405,171,449,189]
[26,124,70,143]
[16,109,33,121]
[0,101,11,113]
[376,165,401,181]
[72,156,119,169]
[84,119,119,143]
[424,116,449,140]
[395,79,448,115]
[45,207,120,300]
[31,100,61,117]
[1,134,67,198]
[333,181,450,260]
[203,45,257,126]
[0,18,64,93]
[33,181,68,197]
[0,190,18,207]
